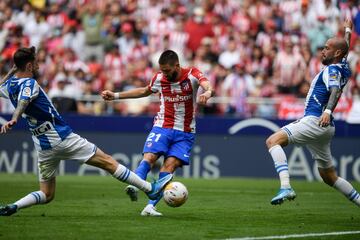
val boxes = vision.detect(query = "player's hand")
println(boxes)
[197,91,212,105]
[101,90,115,101]
[344,18,353,30]
[318,112,331,128]
[1,119,17,134]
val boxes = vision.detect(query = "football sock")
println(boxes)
[333,177,360,206]
[14,191,46,209]
[269,145,291,189]
[148,172,171,206]
[113,164,151,192]
[135,160,151,180]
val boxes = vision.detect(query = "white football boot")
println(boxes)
[140,204,162,217]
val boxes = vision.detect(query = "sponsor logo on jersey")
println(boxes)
[23,87,31,97]
[30,121,54,136]
[164,94,192,102]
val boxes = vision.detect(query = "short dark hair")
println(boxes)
[158,50,179,66]
[13,46,36,70]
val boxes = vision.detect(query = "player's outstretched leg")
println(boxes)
[266,132,295,205]
[271,188,297,205]
[112,163,172,200]
[124,160,152,201]
[146,174,173,200]
[0,180,52,217]
[0,190,49,216]
[333,178,360,207]
[0,204,18,216]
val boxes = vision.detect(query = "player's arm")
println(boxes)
[0,65,17,85]
[198,80,214,105]
[319,19,353,128]
[1,99,30,134]
[318,87,342,128]
[343,18,353,50]
[101,87,152,101]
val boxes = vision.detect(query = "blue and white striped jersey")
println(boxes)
[0,76,72,150]
[304,61,351,118]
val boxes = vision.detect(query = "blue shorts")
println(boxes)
[143,127,195,165]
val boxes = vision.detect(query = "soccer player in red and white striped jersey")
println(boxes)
[101,50,214,216]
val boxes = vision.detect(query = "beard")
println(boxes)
[321,55,334,65]
[168,71,178,82]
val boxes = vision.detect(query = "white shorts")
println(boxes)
[37,133,97,181]
[282,116,335,168]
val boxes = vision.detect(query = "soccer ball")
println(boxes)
[163,181,188,207]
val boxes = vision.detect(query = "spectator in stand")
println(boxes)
[116,22,135,57]
[104,43,125,88]
[62,20,85,60]
[222,62,256,117]
[218,36,241,69]
[81,3,104,62]
[184,7,214,55]
[290,0,318,35]
[323,0,341,35]
[14,2,35,28]
[46,3,68,32]
[307,16,333,54]
[168,16,189,59]
[0,18,9,53]
[273,39,307,94]
[308,47,324,82]
[48,72,79,114]
[149,8,175,53]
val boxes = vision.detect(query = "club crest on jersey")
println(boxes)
[180,80,190,91]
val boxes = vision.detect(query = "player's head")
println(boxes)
[13,46,39,78]
[158,50,180,82]
[321,37,349,65]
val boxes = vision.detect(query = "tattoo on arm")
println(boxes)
[326,88,342,112]
[344,32,351,47]
[12,99,30,121]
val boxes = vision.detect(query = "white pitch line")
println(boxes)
[224,230,360,240]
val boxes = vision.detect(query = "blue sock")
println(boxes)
[135,160,151,180]
[148,172,171,206]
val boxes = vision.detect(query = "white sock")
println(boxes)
[333,177,360,206]
[269,145,291,189]
[113,164,151,192]
[14,191,46,209]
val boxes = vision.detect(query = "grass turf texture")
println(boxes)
[0,174,359,240]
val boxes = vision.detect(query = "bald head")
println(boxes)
[329,37,349,58]
[321,37,349,65]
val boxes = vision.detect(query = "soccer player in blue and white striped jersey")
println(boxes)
[266,19,360,207]
[0,47,172,216]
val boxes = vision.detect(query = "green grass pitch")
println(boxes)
[0,174,359,240]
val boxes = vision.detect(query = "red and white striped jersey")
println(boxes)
[148,67,207,133]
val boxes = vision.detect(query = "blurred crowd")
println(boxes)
[0,0,359,120]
